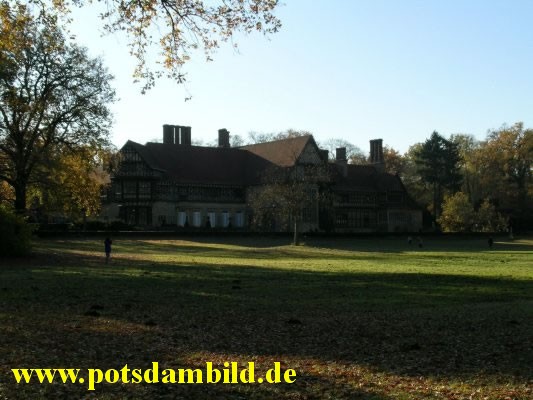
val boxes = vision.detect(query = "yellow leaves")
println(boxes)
[0,2,34,55]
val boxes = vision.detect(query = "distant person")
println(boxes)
[417,236,423,248]
[407,236,413,245]
[488,236,494,249]
[104,237,112,264]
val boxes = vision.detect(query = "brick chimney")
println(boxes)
[336,147,347,162]
[218,129,230,148]
[180,126,191,146]
[370,139,384,172]
[163,125,192,145]
[336,147,348,177]
[163,124,174,144]
[319,149,329,162]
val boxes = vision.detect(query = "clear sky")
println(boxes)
[70,0,533,154]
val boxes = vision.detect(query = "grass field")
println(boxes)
[0,236,532,399]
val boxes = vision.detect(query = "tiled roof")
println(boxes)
[332,164,405,191]
[239,135,314,167]
[122,141,273,185]
[121,137,411,195]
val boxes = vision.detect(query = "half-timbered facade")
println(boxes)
[102,125,422,232]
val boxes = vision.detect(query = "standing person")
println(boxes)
[488,236,494,249]
[417,236,423,248]
[104,237,112,264]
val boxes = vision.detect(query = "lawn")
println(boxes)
[0,235,532,399]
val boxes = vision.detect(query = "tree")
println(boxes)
[400,143,432,213]
[248,163,328,245]
[0,179,13,206]
[383,146,407,175]
[230,134,245,147]
[474,198,507,232]
[438,193,508,233]
[33,145,115,224]
[438,192,475,232]
[36,0,281,91]
[476,123,532,228]
[414,131,462,220]
[0,2,115,212]
[247,129,311,144]
[450,134,485,206]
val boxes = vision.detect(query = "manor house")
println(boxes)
[102,125,422,232]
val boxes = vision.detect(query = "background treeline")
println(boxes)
[383,123,532,232]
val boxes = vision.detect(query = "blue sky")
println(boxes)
[70,0,533,154]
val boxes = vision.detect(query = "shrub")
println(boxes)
[0,208,33,256]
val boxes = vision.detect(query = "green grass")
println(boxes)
[0,236,532,399]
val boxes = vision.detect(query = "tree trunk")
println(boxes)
[293,220,300,245]
[14,182,27,213]
[432,183,438,221]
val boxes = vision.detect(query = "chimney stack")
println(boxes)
[335,147,348,177]
[370,139,384,171]
[162,124,192,145]
[218,128,230,148]
[181,126,191,146]
[163,124,174,144]
[336,147,347,162]
[319,149,329,162]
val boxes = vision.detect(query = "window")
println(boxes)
[177,211,187,227]
[122,148,141,161]
[336,209,377,228]
[221,211,230,228]
[123,181,137,200]
[336,213,348,227]
[139,181,151,200]
[349,192,375,204]
[192,211,202,227]
[234,211,244,227]
[208,212,216,228]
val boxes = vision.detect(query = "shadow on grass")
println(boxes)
[1,247,532,399]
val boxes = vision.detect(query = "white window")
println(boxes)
[235,211,244,227]
[192,211,202,227]
[221,211,230,228]
[177,211,187,227]
[208,212,216,228]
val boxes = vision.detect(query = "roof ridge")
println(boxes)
[240,134,312,148]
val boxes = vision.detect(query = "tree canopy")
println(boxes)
[0,1,115,211]
[414,131,462,220]
[30,0,281,91]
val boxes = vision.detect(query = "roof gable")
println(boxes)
[240,135,314,167]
